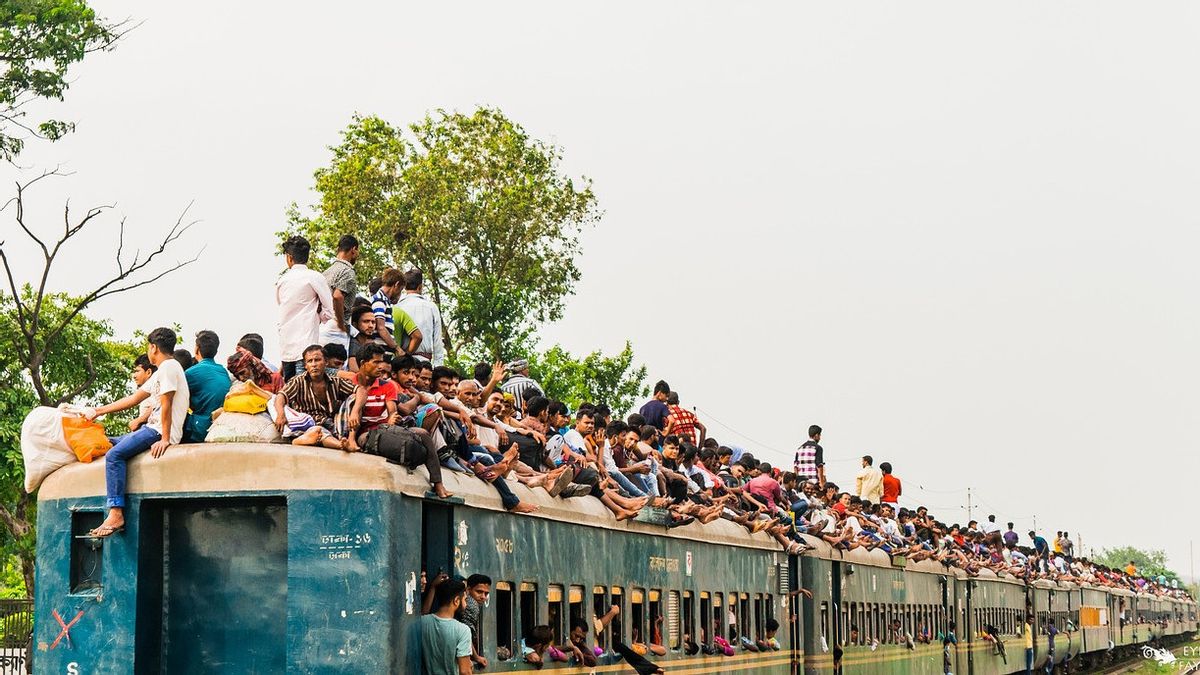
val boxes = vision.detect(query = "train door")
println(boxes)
[964,580,974,675]
[134,497,288,675]
[831,561,843,675]
[788,555,801,675]
[421,500,455,577]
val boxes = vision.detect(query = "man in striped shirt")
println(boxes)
[663,391,706,445]
[499,359,544,407]
[794,424,825,485]
[273,344,361,450]
[371,267,422,355]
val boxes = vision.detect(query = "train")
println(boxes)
[31,442,1196,673]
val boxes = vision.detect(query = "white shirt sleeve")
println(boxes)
[312,270,334,323]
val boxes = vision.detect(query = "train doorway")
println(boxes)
[421,500,455,577]
[134,497,287,675]
[831,561,843,675]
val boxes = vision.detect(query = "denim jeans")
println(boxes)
[610,469,646,497]
[1024,647,1034,673]
[632,457,660,497]
[105,426,161,508]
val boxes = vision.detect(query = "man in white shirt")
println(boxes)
[276,235,333,380]
[84,327,191,538]
[395,268,446,366]
[979,514,1001,537]
[855,455,884,504]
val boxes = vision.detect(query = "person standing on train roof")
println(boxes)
[979,514,1000,537]
[1004,522,1020,547]
[181,330,231,443]
[662,390,705,445]
[411,575,473,675]
[794,424,825,485]
[276,235,334,381]
[855,455,884,504]
[319,234,359,352]
[395,268,446,365]
[83,327,189,538]
[371,267,422,356]
[638,379,671,430]
[1061,531,1074,560]
[880,461,901,509]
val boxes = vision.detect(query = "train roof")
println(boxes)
[37,442,783,552]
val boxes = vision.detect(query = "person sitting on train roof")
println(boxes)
[127,354,157,433]
[181,330,231,443]
[346,304,377,372]
[352,344,453,500]
[83,327,189,538]
[272,344,361,451]
[227,333,285,392]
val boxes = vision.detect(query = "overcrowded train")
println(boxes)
[31,443,1196,673]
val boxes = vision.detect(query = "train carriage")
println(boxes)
[29,441,1196,674]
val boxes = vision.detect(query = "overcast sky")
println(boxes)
[5,2,1198,578]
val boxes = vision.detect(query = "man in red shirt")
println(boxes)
[880,461,901,509]
[353,344,452,499]
[663,391,706,446]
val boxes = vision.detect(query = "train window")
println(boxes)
[858,603,866,645]
[611,586,625,645]
[668,591,681,649]
[548,585,564,646]
[683,591,694,646]
[714,592,725,641]
[754,595,764,643]
[495,582,514,661]
[631,588,646,646]
[847,602,857,645]
[740,594,751,641]
[700,593,712,644]
[593,586,608,649]
[520,582,538,643]
[726,592,737,640]
[820,602,830,648]
[70,510,104,594]
[840,602,849,646]
[569,585,584,629]
[766,593,774,623]
[649,590,663,649]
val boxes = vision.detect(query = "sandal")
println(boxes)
[88,523,125,538]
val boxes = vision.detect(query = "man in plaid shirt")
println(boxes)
[663,391,706,445]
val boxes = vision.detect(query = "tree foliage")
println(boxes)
[0,0,127,160]
[286,107,600,361]
[0,170,198,597]
[527,342,648,416]
[1094,546,1180,583]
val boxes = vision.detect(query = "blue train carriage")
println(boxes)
[32,442,800,674]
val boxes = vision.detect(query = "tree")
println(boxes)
[0,0,128,161]
[286,107,600,361]
[527,342,648,416]
[0,170,199,596]
[1094,546,1180,583]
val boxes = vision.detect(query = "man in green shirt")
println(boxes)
[412,576,472,675]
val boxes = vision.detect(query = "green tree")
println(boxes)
[286,107,600,361]
[0,0,128,160]
[1094,546,1180,583]
[0,170,198,596]
[527,342,648,416]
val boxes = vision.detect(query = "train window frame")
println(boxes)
[548,584,565,647]
[847,601,856,645]
[682,591,694,648]
[700,592,712,645]
[495,581,515,662]
[821,601,830,646]
[739,593,751,642]
[569,585,584,634]
[611,586,625,646]
[649,589,663,650]
[631,588,646,646]
[593,586,608,650]
[520,582,539,645]
[840,602,849,647]
[754,594,764,644]
[714,592,725,642]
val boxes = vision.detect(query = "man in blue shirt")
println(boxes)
[638,379,671,430]
[1030,530,1050,574]
[183,330,231,443]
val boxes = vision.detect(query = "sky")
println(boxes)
[4,2,1199,578]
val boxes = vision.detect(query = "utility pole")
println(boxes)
[966,487,973,523]
[1033,514,1037,533]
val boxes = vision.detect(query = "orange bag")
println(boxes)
[60,415,112,463]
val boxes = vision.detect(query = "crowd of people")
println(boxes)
[68,232,1189,672]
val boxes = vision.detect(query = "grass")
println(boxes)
[1124,635,1200,674]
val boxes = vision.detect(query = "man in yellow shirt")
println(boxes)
[1125,561,1137,576]
[1024,616,1035,672]
[855,455,884,504]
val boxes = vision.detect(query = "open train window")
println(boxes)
[820,601,829,646]
[739,594,750,641]
[631,588,646,645]
[754,595,764,642]
[520,582,538,644]
[70,510,104,594]
[726,592,737,639]
[548,585,564,646]
[713,592,725,641]
[766,593,774,623]
[569,585,584,631]
[495,582,514,661]
[593,586,608,649]
[668,591,681,649]
[649,590,663,648]
[700,592,712,643]
[682,591,695,646]
[611,586,624,645]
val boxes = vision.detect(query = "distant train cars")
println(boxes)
[32,443,1196,673]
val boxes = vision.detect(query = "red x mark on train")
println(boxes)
[50,609,84,650]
